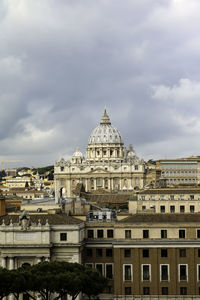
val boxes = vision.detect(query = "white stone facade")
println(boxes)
[0,212,84,269]
[54,110,145,202]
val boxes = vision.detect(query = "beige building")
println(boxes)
[0,211,84,268]
[129,187,200,214]
[5,176,32,188]
[54,110,145,202]
[157,157,200,186]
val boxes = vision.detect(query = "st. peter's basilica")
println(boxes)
[54,109,145,202]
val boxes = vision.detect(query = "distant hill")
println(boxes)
[33,165,54,180]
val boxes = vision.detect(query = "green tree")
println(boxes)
[0,261,107,300]
[82,267,108,299]
[9,269,27,300]
[0,268,13,300]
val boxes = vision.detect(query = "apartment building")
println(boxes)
[83,213,200,299]
[157,158,200,185]
[129,187,200,214]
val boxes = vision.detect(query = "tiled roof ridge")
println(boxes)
[0,213,83,225]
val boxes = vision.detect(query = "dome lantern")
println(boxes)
[100,109,111,125]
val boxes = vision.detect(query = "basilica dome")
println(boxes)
[88,109,123,145]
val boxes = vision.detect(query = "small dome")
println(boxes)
[72,147,84,158]
[128,151,135,158]
[88,109,123,145]
[127,145,136,157]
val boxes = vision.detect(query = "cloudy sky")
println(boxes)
[1,0,200,168]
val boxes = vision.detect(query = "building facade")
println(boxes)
[157,158,200,186]
[83,213,200,299]
[0,212,84,269]
[54,110,145,202]
[1,208,200,298]
[129,187,200,214]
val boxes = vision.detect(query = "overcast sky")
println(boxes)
[1,0,200,168]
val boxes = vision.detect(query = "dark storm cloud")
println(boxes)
[1,0,200,166]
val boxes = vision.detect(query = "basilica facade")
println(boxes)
[54,110,145,202]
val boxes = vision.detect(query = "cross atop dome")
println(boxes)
[100,108,111,125]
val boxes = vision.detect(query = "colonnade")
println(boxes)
[86,146,124,160]
[1,255,50,269]
[55,176,144,199]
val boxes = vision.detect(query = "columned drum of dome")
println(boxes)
[54,110,145,201]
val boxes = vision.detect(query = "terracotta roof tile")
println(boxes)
[119,213,200,224]
[0,214,83,225]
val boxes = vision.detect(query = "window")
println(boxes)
[161,230,167,239]
[180,206,185,213]
[106,248,113,257]
[142,205,146,211]
[60,233,67,241]
[124,265,132,281]
[170,195,174,200]
[141,196,145,201]
[97,230,104,238]
[198,249,200,257]
[142,265,151,281]
[150,195,155,200]
[190,205,195,213]
[124,249,131,258]
[162,287,168,295]
[135,165,138,170]
[197,230,200,238]
[143,287,150,295]
[160,206,165,213]
[160,265,169,281]
[86,249,93,257]
[179,249,186,257]
[179,230,185,238]
[190,195,194,200]
[96,249,103,257]
[105,264,113,279]
[104,178,108,187]
[143,249,149,258]
[143,230,149,238]
[161,249,168,258]
[197,264,200,281]
[179,264,187,281]
[125,230,131,238]
[107,229,113,238]
[60,166,64,171]
[125,287,132,295]
[87,230,94,238]
[170,205,175,213]
[180,195,184,200]
[180,287,187,295]
[96,264,103,275]
[160,195,165,201]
